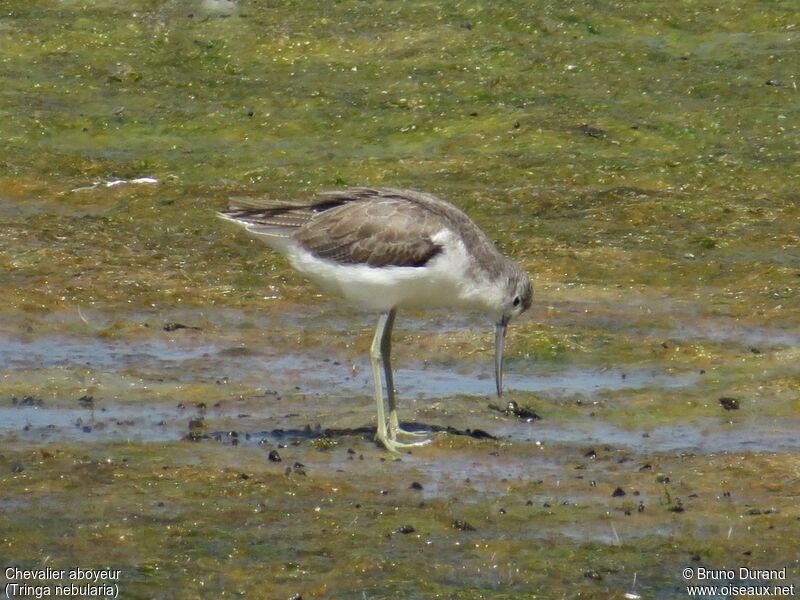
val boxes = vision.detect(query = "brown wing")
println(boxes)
[220,197,348,235]
[294,197,445,267]
[221,187,476,267]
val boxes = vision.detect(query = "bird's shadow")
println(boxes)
[196,422,497,445]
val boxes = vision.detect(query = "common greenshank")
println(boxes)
[219,187,532,452]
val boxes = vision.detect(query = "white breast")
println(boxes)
[284,228,489,312]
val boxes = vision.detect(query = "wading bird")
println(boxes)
[219,187,532,452]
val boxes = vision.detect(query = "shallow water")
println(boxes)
[4,400,798,456]
[0,331,698,394]
[0,333,218,370]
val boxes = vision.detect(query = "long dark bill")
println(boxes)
[495,322,508,397]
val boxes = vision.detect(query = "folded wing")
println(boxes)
[219,189,447,268]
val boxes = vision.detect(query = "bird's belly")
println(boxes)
[287,247,471,311]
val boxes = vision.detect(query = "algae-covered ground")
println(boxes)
[1,1,799,598]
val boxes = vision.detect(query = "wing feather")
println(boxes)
[294,198,445,267]
[220,188,467,268]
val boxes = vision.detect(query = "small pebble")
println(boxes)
[452,519,475,531]
[395,524,415,535]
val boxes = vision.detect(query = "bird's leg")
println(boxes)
[371,312,391,449]
[381,309,407,437]
[380,309,431,443]
[372,310,430,452]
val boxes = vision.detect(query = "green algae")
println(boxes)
[1,442,798,598]
[1,0,799,597]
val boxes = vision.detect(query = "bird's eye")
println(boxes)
[512,296,521,307]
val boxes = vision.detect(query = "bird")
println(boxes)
[218,187,532,452]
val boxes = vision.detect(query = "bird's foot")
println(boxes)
[393,426,430,438]
[376,432,432,453]
[388,412,429,438]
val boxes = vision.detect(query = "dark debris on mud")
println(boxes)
[182,423,499,447]
[488,400,541,422]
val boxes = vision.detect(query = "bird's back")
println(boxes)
[219,187,504,272]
